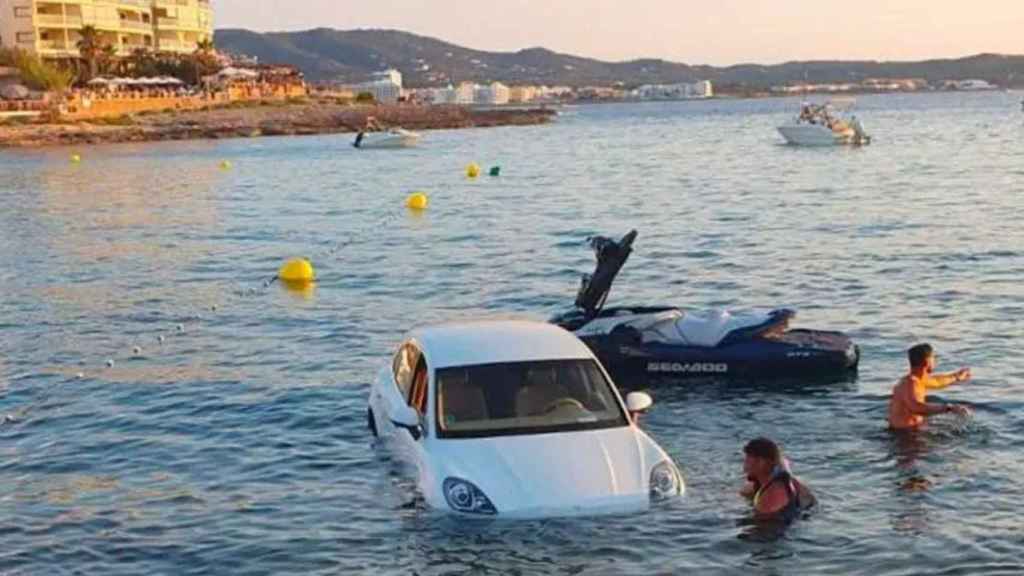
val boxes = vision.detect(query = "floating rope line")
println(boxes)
[2,180,468,428]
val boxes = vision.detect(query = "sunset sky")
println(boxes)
[214,0,1024,65]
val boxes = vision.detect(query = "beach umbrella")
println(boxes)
[218,67,259,79]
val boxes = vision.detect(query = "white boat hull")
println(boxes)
[778,124,848,146]
[777,122,870,146]
[354,129,421,149]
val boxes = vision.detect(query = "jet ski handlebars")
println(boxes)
[575,230,637,317]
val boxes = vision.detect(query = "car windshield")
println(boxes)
[435,359,629,439]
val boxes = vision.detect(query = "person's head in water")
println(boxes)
[743,437,782,481]
[908,343,935,375]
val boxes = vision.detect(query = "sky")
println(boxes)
[213,0,1024,66]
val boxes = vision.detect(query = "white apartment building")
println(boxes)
[473,81,509,105]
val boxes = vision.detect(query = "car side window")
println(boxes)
[392,342,420,401]
[409,358,429,416]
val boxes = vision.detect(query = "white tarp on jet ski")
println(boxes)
[574,308,779,348]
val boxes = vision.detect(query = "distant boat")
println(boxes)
[353,128,421,149]
[955,79,997,91]
[777,101,870,146]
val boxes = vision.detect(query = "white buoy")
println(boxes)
[158,335,165,343]
[76,372,85,379]
[133,346,141,355]
[106,359,115,368]
[176,324,184,332]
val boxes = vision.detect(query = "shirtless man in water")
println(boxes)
[888,343,971,430]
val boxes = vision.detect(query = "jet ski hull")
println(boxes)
[551,306,859,382]
[550,230,861,384]
[581,327,859,383]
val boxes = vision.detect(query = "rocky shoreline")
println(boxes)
[0,101,557,148]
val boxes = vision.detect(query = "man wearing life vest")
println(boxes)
[888,343,971,430]
[741,437,816,521]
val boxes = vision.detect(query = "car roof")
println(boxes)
[409,320,595,370]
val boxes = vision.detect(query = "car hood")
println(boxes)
[426,425,671,517]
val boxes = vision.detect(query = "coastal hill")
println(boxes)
[214,28,1024,89]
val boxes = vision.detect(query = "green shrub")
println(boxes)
[91,115,136,126]
[0,115,32,126]
[5,49,73,92]
[0,47,17,66]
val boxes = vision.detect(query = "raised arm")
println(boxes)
[926,368,971,390]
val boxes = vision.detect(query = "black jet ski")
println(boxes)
[550,230,859,381]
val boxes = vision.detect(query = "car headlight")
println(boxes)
[443,477,497,515]
[650,460,681,500]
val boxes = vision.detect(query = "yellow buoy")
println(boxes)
[282,281,316,299]
[220,160,232,170]
[466,163,481,178]
[70,153,82,163]
[278,258,315,285]
[406,192,429,210]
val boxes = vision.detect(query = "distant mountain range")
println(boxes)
[214,28,1024,90]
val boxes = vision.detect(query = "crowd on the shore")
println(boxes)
[0,99,47,112]
[73,86,202,101]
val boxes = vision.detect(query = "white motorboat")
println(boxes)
[353,128,421,149]
[777,102,870,146]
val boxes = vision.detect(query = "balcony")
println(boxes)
[38,40,68,50]
[154,0,213,13]
[37,41,78,56]
[36,14,84,27]
[119,19,153,31]
[156,17,203,31]
[156,39,198,52]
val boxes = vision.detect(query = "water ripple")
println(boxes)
[1,92,1023,574]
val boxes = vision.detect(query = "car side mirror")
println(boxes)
[391,404,423,441]
[626,392,653,416]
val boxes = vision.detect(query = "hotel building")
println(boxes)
[0,0,213,59]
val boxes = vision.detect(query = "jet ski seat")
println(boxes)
[639,308,794,348]
[718,308,794,345]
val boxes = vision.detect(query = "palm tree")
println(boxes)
[127,46,155,77]
[195,38,214,55]
[76,25,102,81]
[189,38,217,85]
[98,44,119,76]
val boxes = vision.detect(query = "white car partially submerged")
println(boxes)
[368,320,684,518]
